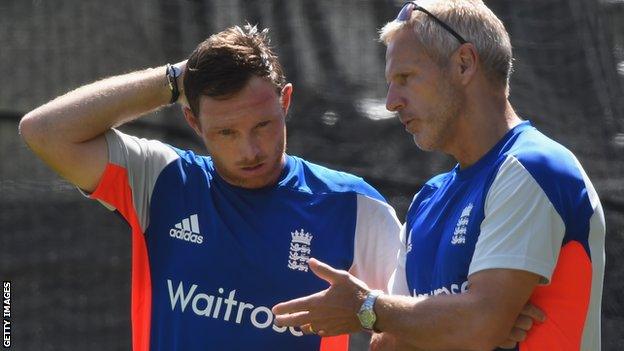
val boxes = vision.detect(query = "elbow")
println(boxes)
[19,112,35,141]
[18,111,44,148]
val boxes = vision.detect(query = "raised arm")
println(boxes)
[18,62,185,192]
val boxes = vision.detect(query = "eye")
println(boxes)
[256,120,271,128]
[397,73,409,85]
[218,129,235,136]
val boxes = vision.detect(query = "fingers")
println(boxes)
[308,258,346,285]
[508,327,528,342]
[499,303,544,349]
[273,311,311,327]
[301,323,316,335]
[513,314,533,331]
[272,290,323,315]
[173,60,189,108]
[497,340,517,349]
[521,303,546,323]
[292,321,342,337]
[312,320,354,337]
[497,327,526,349]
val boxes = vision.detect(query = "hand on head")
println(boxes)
[174,60,189,109]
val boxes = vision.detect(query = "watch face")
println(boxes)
[358,309,376,329]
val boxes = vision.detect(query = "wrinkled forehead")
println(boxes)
[199,77,281,122]
[384,29,425,78]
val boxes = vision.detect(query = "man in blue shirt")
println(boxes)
[19,25,402,350]
[273,1,605,350]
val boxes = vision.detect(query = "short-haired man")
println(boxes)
[19,25,402,350]
[273,1,606,350]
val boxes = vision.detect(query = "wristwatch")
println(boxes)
[357,290,383,331]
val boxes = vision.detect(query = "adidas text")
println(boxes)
[169,228,203,244]
[170,214,203,244]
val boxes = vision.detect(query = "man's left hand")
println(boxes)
[272,258,370,336]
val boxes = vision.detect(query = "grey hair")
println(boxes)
[379,0,513,88]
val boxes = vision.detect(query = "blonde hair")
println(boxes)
[379,0,513,87]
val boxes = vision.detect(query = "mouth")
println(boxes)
[400,118,416,130]
[240,163,265,172]
[398,113,415,127]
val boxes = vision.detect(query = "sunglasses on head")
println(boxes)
[396,1,468,45]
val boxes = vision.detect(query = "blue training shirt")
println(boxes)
[391,121,605,350]
[87,129,401,351]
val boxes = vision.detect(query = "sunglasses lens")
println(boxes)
[396,3,415,21]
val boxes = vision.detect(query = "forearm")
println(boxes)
[20,66,171,146]
[374,293,508,351]
[19,65,175,191]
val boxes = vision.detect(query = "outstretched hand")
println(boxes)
[272,258,371,336]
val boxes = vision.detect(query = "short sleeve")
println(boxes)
[349,194,402,292]
[86,129,179,232]
[468,156,566,284]
[388,224,410,295]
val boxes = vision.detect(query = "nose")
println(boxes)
[239,134,261,162]
[385,84,405,112]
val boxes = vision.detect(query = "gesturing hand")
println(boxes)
[272,258,371,336]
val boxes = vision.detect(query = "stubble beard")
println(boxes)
[213,137,287,189]
[414,76,463,152]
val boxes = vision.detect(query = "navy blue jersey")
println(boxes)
[89,130,401,351]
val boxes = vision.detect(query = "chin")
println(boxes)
[227,177,265,189]
[238,170,281,189]
[413,135,434,151]
[415,140,441,152]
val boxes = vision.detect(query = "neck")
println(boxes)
[445,93,521,169]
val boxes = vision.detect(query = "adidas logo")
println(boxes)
[169,214,204,244]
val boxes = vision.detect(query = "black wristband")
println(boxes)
[166,63,180,104]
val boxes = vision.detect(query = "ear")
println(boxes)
[182,107,203,137]
[280,83,293,115]
[453,43,479,85]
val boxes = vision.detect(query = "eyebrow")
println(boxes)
[208,128,234,134]
[207,117,274,131]
[386,67,415,83]
[206,123,235,131]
